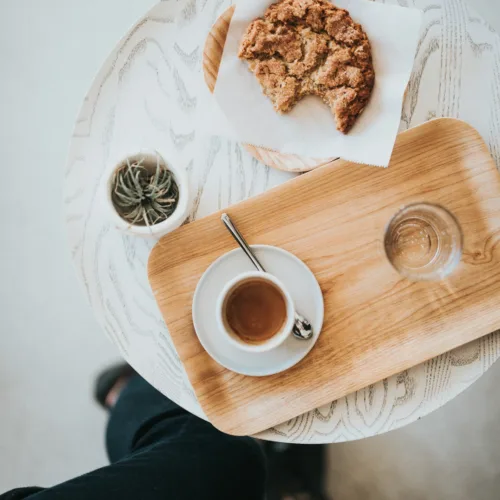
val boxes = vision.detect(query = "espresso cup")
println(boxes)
[216,271,295,353]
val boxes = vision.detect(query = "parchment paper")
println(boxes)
[200,0,423,167]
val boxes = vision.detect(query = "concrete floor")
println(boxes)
[1,0,500,497]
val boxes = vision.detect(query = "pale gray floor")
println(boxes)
[1,0,500,497]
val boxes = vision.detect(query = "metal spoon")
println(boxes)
[221,213,314,341]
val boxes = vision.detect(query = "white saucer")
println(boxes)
[192,245,324,376]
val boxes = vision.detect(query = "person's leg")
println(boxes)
[105,373,194,463]
[1,374,266,500]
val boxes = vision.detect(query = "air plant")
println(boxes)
[111,155,179,227]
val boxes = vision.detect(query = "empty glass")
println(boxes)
[384,203,463,281]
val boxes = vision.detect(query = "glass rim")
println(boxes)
[383,202,464,281]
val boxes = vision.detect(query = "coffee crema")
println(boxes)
[224,278,287,344]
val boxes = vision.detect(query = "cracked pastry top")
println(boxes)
[238,0,375,134]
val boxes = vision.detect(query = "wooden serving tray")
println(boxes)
[148,119,500,436]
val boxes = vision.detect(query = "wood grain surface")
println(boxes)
[148,119,500,435]
[203,6,235,95]
[202,5,333,173]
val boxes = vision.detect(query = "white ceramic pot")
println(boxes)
[103,149,191,238]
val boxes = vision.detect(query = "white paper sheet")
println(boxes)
[198,0,422,167]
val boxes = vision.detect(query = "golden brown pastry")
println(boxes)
[238,0,375,133]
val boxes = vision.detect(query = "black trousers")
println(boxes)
[1,375,267,500]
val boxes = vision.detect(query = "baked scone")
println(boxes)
[238,0,375,133]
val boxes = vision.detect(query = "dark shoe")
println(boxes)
[265,442,329,500]
[94,363,135,409]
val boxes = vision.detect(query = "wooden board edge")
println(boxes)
[146,118,495,436]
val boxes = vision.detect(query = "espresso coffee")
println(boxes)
[224,278,287,344]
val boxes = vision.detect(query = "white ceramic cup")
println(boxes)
[216,271,295,353]
[103,149,191,238]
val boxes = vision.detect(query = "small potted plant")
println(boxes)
[103,150,190,237]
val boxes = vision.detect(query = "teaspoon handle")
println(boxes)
[221,213,266,273]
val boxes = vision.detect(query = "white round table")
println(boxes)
[64,0,500,443]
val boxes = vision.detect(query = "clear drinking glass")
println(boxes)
[384,203,463,281]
